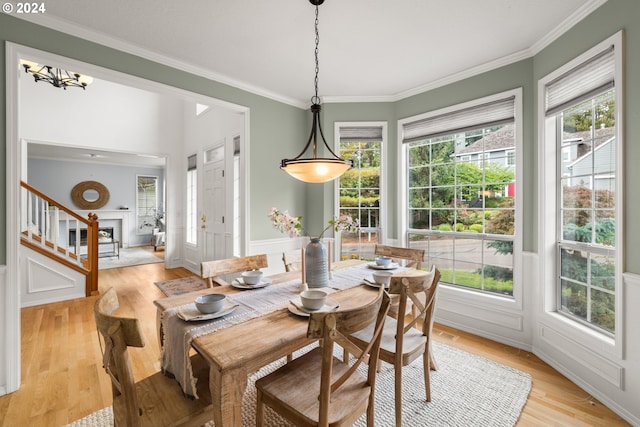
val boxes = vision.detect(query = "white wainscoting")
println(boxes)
[249,237,309,277]
[20,246,85,307]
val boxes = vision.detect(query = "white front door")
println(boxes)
[202,145,227,261]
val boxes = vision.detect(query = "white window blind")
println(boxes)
[187,154,197,171]
[402,96,515,143]
[545,45,615,116]
[339,126,383,142]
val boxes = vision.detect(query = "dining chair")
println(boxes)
[200,253,268,286]
[255,286,391,427]
[94,287,213,427]
[374,244,424,269]
[350,268,440,427]
[374,244,425,319]
[282,249,303,272]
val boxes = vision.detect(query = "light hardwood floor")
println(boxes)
[0,258,630,426]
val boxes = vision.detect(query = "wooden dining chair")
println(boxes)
[282,250,303,272]
[94,288,213,427]
[255,286,391,427]
[374,244,425,319]
[374,244,424,269]
[200,253,268,287]
[350,268,440,427]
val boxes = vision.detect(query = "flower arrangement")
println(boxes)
[268,207,359,239]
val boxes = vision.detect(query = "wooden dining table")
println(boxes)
[153,259,419,427]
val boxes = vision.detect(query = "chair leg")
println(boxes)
[256,389,264,427]
[423,349,432,402]
[394,361,403,427]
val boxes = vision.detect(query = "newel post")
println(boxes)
[86,213,100,296]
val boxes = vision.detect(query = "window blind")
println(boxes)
[339,126,383,142]
[187,154,197,171]
[402,96,515,143]
[545,45,615,116]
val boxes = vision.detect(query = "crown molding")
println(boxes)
[16,0,608,108]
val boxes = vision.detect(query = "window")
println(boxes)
[186,154,198,245]
[401,90,520,297]
[542,37,621,335]
[335,123,385,260]
[136,175,159,234]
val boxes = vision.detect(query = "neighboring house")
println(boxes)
[562,127,616,191]
[453,124,516,197]
[454,123,516,174]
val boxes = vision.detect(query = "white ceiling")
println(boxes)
[28,143,166,167]
[18,0,606,107]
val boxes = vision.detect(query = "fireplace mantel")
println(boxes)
[60,209,131,248]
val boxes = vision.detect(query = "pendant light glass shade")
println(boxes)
[281,159,352,183]
[280,0,352,183]
[281,103,352,183]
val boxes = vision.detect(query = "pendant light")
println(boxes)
[280,0,353,183]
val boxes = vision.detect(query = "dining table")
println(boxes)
[153,258,421,427]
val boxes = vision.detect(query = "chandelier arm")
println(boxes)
[285,119,318,162]
[315,113,345,161]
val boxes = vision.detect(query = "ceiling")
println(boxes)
[28,143,166,167]
[18,0,606,107]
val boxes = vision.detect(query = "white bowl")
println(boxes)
[241,270,263,285]
[372,270,393,287]
[300,290,328,311]
[375,256,392,267]
[195,293,226,314]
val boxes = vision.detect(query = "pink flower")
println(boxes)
[268,208,359,239]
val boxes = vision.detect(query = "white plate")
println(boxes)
[231,277,272,289]
[367,261,399,270]
[177,301,238,321]
[288,299,340,317]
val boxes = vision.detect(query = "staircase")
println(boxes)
[20,181,99,297]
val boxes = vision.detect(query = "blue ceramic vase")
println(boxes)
[305,238,328,288]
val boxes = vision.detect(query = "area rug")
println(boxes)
[155,275,208,296]
[63,341,531,427]
[98,247,164,270]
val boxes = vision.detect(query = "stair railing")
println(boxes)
[20,181,99,296]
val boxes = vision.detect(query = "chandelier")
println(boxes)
[280,0,353,183]
[20,60,93,90]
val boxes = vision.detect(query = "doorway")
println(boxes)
[5,42,250,395]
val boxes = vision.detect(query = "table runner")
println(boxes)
[160,262,408,398]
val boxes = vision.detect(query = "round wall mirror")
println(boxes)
[71,181,110,210]
[83,189,100,202]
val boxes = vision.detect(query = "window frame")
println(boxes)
[186,154,198,245]
[334,121,387,261]
[399,88,524,311]
[538,31,624,356]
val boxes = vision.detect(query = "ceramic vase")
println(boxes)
[305,238,328,288]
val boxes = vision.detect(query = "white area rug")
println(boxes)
[64,341,531,426]
[98,246,164,270]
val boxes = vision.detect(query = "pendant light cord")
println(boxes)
[312,4,320,105]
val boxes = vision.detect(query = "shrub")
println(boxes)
[469,224,483,233]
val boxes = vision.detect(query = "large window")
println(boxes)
[136,175,159,235]
[401,91,520,297]
[336,123,385,260]
[542,37,621,335]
